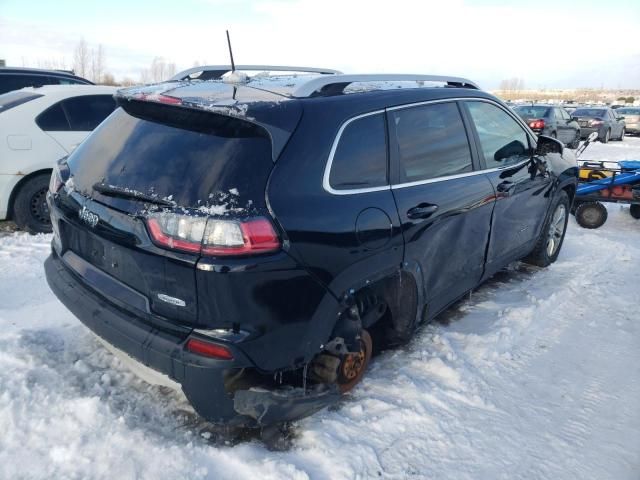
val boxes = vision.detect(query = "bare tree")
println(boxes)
[499,77,526,92]
[73,38,89,78]
[90,44,105,83]
[140,57,177,83]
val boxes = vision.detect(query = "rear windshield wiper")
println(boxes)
[92,183,173,207]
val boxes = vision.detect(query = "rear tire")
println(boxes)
[575,202,607,229]
[12,174,52,234]
[601,129,610,143]
[523,190,569,267]
[630,204,640,219]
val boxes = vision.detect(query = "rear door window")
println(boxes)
[390,102,473,183]
[60,95,116,131]
[466,101,531,168]
[328,113,388,190]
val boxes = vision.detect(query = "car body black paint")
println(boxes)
[45,78,577,427]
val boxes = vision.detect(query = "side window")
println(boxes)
[561,109,571,120]
[35,102,70,131]
[391,102,472,183]
[0,75,46,94]
[329,113,387,190]
[555,109,564,120]
[466,101,531,167]
[60,95,117,131]
[53,77,85,85]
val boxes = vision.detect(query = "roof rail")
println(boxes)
[291,74,479,97]
[170,65,341,82]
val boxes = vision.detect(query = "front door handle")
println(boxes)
[407,203,438,219]
[497,181,515,194]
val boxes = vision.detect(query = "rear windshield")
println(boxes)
[0,91,43,113]
[573,108,606,117]
[617,108,640,115]
[66,106,273,212]
[513,106,550,119]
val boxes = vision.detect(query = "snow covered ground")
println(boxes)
[1,138,639,480]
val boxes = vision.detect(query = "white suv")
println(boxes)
[0,85,118,232]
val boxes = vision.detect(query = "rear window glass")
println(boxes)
[66,107,273,210]
[514,106,551,118]
[573,108,606,117]
[0,91,43,113]
[391,102,472,183]
[329,113,387,190]
[617,108,640,115]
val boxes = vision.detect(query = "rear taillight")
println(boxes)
[132,93,182,105]
[528,119,545,130]
[185,337,234,360]
[589,119,604,127]
[49,166,63,193]
[146,212,280,257]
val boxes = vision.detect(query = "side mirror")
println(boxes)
[535,135,563,156]
[571,117,579,122]
[618,116,625,121]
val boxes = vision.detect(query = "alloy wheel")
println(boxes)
[546,204,566,257]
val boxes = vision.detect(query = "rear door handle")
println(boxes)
[407,203,438,219]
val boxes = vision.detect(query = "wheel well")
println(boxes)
[346,271,418,349]
[562,184,576,205]
[6,169,52,220]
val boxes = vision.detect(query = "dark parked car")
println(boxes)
[615,107,640,135]
[0,67,93,95]
[513,104,581,148]
[44,67,578,429]
[573,107,626,143]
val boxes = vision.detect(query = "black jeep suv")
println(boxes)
[45,67,578,428]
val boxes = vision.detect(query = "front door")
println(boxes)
[389,101,495,318]
[462,100,554,277]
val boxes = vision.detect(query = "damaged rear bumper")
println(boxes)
[44,250,340,427]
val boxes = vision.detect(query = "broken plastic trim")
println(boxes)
[233,384,341,426]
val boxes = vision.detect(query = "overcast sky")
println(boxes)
[1,0,639,89]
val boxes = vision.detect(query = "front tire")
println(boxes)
[12,174,52,234]
[523,190,569,267]
[630,204,640,219]
[601,129,610,143]
[575,202,607,229]
[568,130,581,149]
[618,127,625,141]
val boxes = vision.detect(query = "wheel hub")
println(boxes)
[340,349,366,381]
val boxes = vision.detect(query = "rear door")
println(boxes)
[554,108,571,143]
[389,100,495,317]
[36,95,116,152]
[462,99,553,276]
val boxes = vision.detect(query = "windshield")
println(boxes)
[513,106,550,119]
[0,91,43,113]
[573,108,606,117]
[66,106,273,212]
